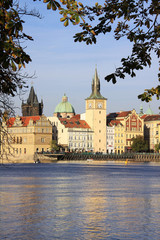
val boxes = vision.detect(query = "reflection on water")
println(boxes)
[0,162,160,240]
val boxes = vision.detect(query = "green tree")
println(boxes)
[0,0,40,162]
[38,0,160,102]
[50,140,60,152]
[131,135,148,152]
[154,143,160,152]
[0,0,32,97]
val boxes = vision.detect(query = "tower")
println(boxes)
[21,86,43,116]
[85,67,107,153]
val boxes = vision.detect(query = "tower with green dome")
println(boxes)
[54,94,75,118]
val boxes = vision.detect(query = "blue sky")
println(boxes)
[15,0,160,116]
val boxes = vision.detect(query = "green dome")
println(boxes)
[145,106,154,115]
[54,94,75,114]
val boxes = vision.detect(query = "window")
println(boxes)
[24,148,26,154]
[41,138,45,143]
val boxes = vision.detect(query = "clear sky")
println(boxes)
[15,0,160,116]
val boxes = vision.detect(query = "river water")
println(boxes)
[0,161,160,240]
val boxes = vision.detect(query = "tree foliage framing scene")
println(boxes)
[38,0,160,102]
[0,0,40,161]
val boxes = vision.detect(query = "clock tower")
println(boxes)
[85,67,107,153]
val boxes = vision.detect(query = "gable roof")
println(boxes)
[107,111,132,125]
[7,116,41,127]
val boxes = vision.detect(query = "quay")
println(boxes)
[34,152,160,163]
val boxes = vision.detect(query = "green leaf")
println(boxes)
[47,2,51,9]
[64,19,69,27]
[60,17,66,22]
[75,15,80,24]
[52,2,57,10]
[11,60,17,71]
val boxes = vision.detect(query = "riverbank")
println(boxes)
[1,152,160,164]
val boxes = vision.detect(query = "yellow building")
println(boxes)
[142,115,160,151]
[85,67,107,153]
[1,115,52,163]
[107,109,144,153]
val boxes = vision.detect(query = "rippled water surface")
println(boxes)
[0,162,160,240]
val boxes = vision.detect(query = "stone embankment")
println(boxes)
[62,153,160,162]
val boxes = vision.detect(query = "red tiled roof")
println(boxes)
[116,111,131,117]
[140,114,147,119]
[59,115,90,129]
[7,116,41,127]
[108,120,123,127]
[143,115,160,122]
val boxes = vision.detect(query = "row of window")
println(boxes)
[107,136,114,139]
[12,137,45,144]
[69,136,92,140]
[9,128,51,133]
[11,148,27,154]
[69,142,92,148]
[11,147,46,154]
[115,140,123,143]
[115,133,123,137]
[126,127,142,131]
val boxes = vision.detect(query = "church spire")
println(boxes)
[27,86,39,105]
[87,66,106,99]
[21,86,43,116]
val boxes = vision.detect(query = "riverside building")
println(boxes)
[2,115,52,163]
[48,67,107,153]
[107,109,144,153]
